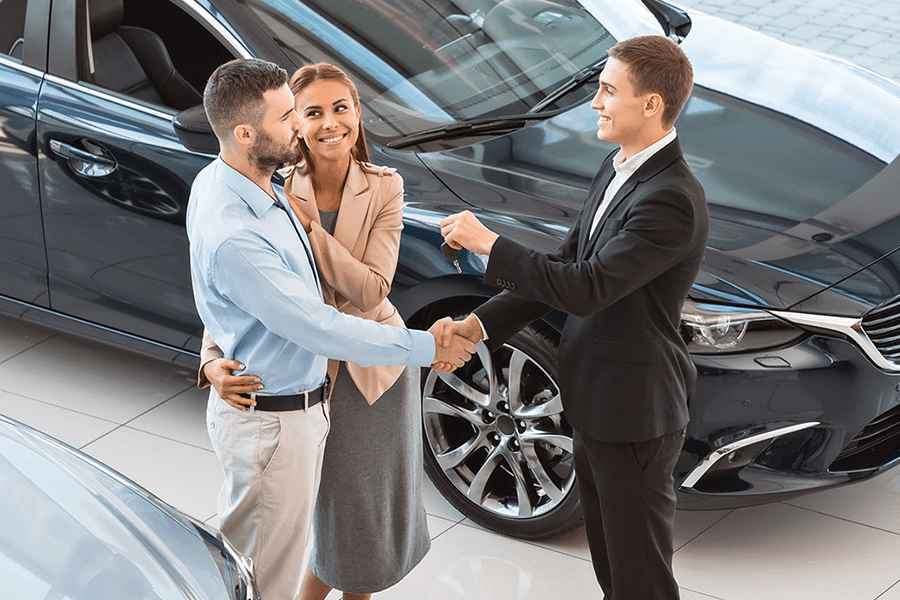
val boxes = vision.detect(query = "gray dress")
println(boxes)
[310,210,430,593]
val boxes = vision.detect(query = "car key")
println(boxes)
[441,242,463,273]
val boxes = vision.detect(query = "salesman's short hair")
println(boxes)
[608,35,694,126]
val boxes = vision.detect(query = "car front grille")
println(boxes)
[829,404,900,472]
[861,296,900,366]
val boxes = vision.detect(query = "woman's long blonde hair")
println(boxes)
[290,63,370,175]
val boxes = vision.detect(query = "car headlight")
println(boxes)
[681,300,805,354]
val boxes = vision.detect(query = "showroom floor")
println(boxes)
[1,316,898,599]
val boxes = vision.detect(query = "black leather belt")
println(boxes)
[241,378,328,412]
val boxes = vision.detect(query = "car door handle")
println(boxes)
[49,139,117,177]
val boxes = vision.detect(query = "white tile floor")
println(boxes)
[2,316,899,600]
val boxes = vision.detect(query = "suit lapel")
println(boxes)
[578,154,616,260]
[583,139,684,259]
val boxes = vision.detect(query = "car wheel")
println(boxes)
[421,323,582,539]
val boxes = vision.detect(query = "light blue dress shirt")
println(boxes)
[187,158,435,395]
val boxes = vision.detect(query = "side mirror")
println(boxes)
[173,105,219,155]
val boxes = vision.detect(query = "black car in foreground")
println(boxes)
[0,414,258,599]
[1,0,899,539]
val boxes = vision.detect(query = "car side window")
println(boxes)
[0,0,28,61]
[77,0,235,111]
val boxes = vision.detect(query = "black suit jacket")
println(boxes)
[474,139,709,443]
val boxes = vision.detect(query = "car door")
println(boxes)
[0,0,51,312]
[36,0,246,356]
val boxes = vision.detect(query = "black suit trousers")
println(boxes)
[573,426,685,600]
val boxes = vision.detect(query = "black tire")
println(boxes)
[421,322,582,540]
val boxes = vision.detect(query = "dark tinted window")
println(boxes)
[0,0,28,61]
[239,0,615,139]
[680,88,884,237]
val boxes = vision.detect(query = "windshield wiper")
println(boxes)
[385,109,565,150]
[528,58,608,114]
[386,59,608,150]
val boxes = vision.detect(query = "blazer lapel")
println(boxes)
[583,139,683,259]
[331,161,371,257]
[287,169,321,226]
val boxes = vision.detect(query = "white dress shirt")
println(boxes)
[588,128,677,238]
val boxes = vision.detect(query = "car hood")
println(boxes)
[681,10,900,163]
[0,417,230,600]
[420,9,900,317]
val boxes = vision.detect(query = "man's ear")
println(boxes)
[232,123,256,147]
[644,93,665,120]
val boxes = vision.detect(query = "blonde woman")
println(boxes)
[199,63,430,600]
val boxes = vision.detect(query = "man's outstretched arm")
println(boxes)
[441,188,697,318]
[213,235,474,368]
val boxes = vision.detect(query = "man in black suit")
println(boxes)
[438,36,708,599]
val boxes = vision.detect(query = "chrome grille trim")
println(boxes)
[860,296,900,372]
[770,310,900,372]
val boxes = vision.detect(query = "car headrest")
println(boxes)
[88,0,124,39]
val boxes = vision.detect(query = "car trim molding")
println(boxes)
[0,54,45,78]
[44,74,176,120]
[171,0,252,59]
[770,310,900,372]
[680,421,821,490]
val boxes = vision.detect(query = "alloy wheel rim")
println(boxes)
[423,342,575,518]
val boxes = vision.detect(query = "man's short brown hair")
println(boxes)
[607,35,693,126]
[203,58,289,141]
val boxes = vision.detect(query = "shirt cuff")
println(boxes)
[472,314,489,341]
[408,328,436,366]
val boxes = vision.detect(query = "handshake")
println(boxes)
[427,315,485,373]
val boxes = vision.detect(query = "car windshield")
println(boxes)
[232,0,660,140]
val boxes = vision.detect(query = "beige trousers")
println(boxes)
[207,390,330,600]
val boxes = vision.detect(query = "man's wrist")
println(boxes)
[482,232,500,255]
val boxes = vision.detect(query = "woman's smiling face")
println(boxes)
[295,79,360,163]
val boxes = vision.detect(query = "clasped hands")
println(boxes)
[429,210,499,373]
[429,315,485,373]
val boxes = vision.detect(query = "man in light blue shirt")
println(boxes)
[188,59,472,600]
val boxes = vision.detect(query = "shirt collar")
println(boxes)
[612,128,677,176]
[216,157,282,219]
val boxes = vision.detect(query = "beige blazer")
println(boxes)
[198,159,407,405]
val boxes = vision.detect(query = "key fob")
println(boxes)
[441,242,463,274]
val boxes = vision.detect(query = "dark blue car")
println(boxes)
[1,0,899,540]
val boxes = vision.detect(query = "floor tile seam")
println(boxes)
[121,424,215,454]
[680,585,728,600]
[874,577,900,600]
[0,386,122,425]
[119,383,197,427]
[423,509,465,523]
[80,423,126,451]
[0,333,57,367]
[79,384,196,451]
[783,501,900,538]
[453,519,593,564]
[673,509,736,553]
[428,520,459,542]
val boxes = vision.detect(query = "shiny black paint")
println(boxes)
[678,335,900,509]
[0,0,896,514]
[37,80,206,351]
[0,62,48,307]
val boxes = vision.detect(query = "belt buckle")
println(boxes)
[249,392,256,413]
[303,390,309,411]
